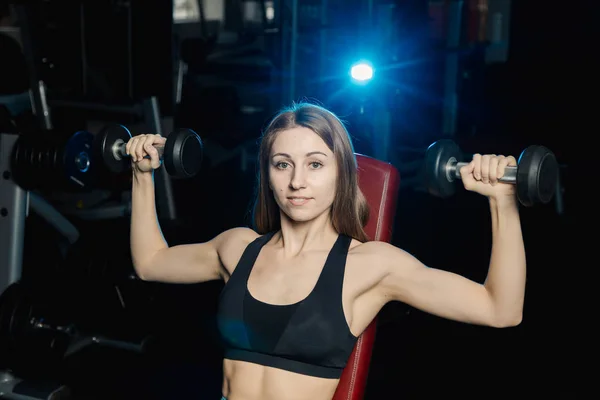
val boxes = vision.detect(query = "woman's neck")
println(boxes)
[275,213,338,257]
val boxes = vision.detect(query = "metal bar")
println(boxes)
[143,97,163,135]
[125,2,134,100]
[442,0,464,136]
[63,335,144,358]
[175,60,187,105]
[13,5,47,131]
[142,97,177,222]
[29,192,80,245]
[319,0,328,99]
[0,134,28,294]
[80,3,88,95]
[37,80,53,130]
[289,0,298,102]
[48,99,142,116]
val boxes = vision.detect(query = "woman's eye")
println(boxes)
[276,162,289,169]
[310,162,323,169]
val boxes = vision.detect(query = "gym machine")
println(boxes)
[0,114,202,400]
[0,105,203,290]
[0,5,203,399]
[0,107,203,293]
[0,279,153,400]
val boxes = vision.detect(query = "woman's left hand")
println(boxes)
[459,154,518,202]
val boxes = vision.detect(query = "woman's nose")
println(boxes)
[289,169,307,189]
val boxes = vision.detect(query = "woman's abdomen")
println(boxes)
[222,359,339,400]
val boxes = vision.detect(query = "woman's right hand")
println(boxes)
[126,133,166,173]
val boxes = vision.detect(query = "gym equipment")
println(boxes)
[333,154,400,400]
[0,371,71,400]
[96,124,204,178]
[0,281,150,369]
[425,139,558,206]
[0,133,27,296]
[1,133,82,297]
[9,130,94,191]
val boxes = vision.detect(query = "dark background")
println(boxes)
[0,0,594,398]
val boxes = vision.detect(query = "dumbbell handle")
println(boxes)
[112,138,165,161]
[449,160,518,183]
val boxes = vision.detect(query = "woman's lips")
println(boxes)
[288,197,311,206]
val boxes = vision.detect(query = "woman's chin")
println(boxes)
[281,207,331,224]
[283,209,314,222]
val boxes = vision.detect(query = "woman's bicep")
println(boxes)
[137,241,222,283]
[137,228,253,283]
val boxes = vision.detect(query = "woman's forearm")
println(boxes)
[130,171,168,277]
[484,196,526,326]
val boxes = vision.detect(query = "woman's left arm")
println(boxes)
[372,154,525,328]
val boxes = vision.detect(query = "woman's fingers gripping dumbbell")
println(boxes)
[125,134,166,172]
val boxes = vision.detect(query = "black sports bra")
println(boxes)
[216,231,358,379]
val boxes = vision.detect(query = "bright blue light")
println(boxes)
[350,62,374,82]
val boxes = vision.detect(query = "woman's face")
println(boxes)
[268,127,337,223]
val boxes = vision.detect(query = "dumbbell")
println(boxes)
[0,281,150,370]
[96,124,204,178]
[425,139,559,206]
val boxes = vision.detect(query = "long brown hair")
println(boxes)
[252,102,370,242]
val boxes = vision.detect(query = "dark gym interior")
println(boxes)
[0,1,593,399]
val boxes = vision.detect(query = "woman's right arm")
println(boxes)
[127,133,243,283]
[130,171,229,283]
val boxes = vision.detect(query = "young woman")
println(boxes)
[128,102,524,400]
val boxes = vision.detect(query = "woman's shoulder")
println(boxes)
[347,239,409,268]
[216,228,281,265]
[214,227,263,277]
[216,227,262,249]
[348,238,392,253]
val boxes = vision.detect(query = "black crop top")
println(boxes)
[216,231,358,379]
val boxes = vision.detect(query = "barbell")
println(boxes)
[425,139,559,206]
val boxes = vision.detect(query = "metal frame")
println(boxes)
[0,371,70,400]
[0,134,28,294]
[442,0,464,137]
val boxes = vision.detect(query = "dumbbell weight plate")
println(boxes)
[164,128,203,178]
[0,282,35,347]
[0,282,34,369]
[516,145,558,207]
[425,139,463,199]
[63,130,94,189]
[10,131,94,191]
[97,124,133,174]
[0,283,72,371]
